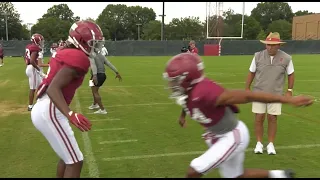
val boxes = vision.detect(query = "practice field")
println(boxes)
[0,55,320,178]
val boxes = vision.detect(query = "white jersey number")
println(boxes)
[192,108,212,124]
[25,49,31,59]
[52,52,57,58]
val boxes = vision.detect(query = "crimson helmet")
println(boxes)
[163,53,205,98]
[31,33,45,49]
[67,20,105,57]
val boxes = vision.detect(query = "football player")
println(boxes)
[163,53,313,178]
[37,49,49,81]
[59,40,66,47]
[0,43,4,67]
[24,33,47,111]
[50,43,58,56]
[31,20,104,178]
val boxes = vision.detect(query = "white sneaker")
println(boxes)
[267,142,276,155]
[0,64,3,67]
[93,109,107,114]
[254,142,264,154]
[269,169,295,178]
[88,104,99,110]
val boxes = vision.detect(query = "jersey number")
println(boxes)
[24,49,31,64]
[52,52,57,58]
[192,108,212,124]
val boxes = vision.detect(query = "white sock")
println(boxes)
[268,170,286,178]
[28,105,33,108]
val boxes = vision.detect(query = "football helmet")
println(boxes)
[67,20,105,57]
[31,33,45,49]
[163,53,205,98]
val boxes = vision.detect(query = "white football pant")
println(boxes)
[190,120,250,178]
[25,65,41,90]
[31,94,84,164]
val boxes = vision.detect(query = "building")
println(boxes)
[292,13,320,40]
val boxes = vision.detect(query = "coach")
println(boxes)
[245,32,295,155]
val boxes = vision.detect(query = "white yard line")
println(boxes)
[90,118,121,122]
[78,79,320,88]
[103,102,172,108]
[93,128,127,132]
[99,139,138,144]
[102,143,320,162]
[75,92,100,178]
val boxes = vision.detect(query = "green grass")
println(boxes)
[1,55,320,178]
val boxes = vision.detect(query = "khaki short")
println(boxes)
[252,102,282,115]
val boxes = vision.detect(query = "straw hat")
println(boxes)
[260,32,286,45]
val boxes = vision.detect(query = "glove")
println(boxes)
[68,111,92,132]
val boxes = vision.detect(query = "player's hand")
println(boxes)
[115,72,122,82]
[68,111,92,132]
[288,95,314,107]
[92,75,98,86]
[178,116,186,128]
[36,70,46,78]
[40,72,47,78]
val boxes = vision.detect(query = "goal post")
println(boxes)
[205,2,245,56]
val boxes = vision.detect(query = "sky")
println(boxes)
[11,2,320,25]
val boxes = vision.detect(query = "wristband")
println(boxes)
[68,111,74,116]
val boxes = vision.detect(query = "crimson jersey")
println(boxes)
[190,47,198,54]
[0,46,3,56]
[37,48,90,105]
[184,78,239,128]
[24,43,41,65]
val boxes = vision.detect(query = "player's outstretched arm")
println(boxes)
[215,89,313,107]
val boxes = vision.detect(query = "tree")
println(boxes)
[96,4,130,41]
[266,20,292,40]
[294,10,314,17]
[41,4,80,23]
[142,20,161,40]
[256,29,267,40]
[96,4,156,40]
[32,17,71,42]
[166,16,204,40]
[21,24,30,39]
[32,3,80,42]
[0,2,29,40]
[234,15,261,40]
[222,9,246,37]
[251,2,294,31]
[126,6,156,40]
[84,17,95,22]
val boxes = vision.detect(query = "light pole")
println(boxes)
[159,2,166,41]
[136,23,142,40]
[27,23,34,37]
[1,13,8,41]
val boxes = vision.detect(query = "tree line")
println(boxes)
[0,2,315,41]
